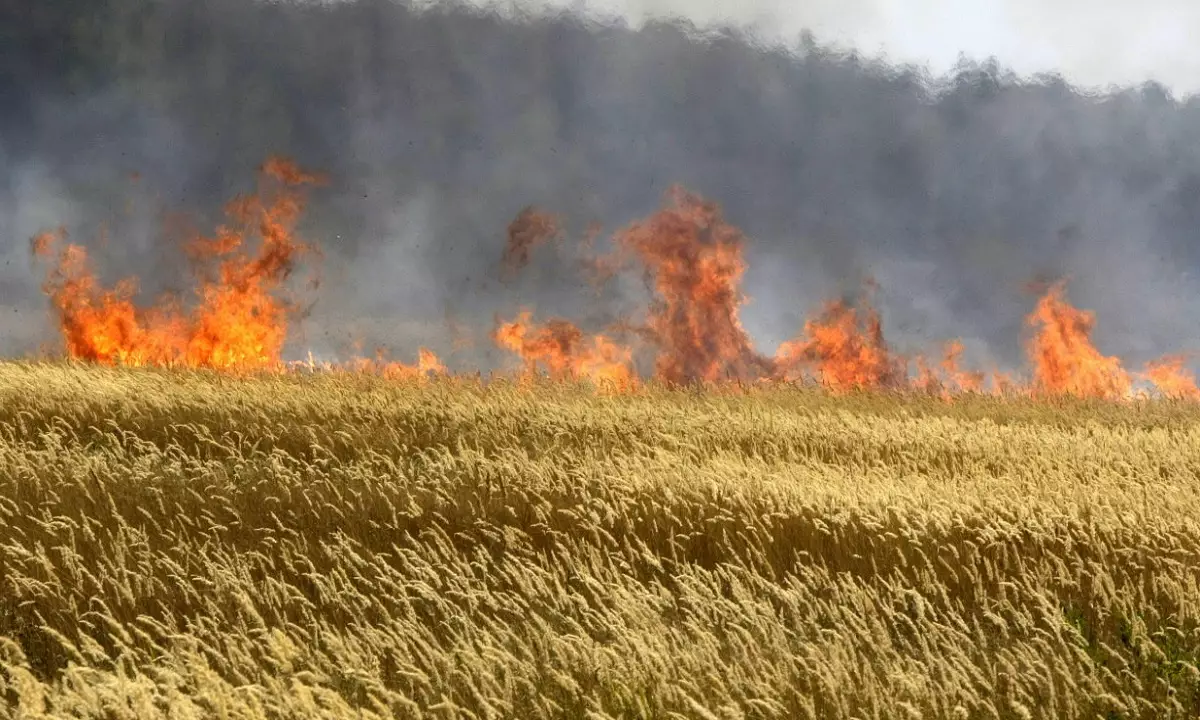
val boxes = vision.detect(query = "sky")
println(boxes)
[500,0,1200,95]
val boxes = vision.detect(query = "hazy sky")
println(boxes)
[501,0,1200,94]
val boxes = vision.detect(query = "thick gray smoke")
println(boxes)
[3,0,1200,374]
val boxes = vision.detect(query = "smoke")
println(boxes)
[515,0,1200,94]
[4,0,1200,373]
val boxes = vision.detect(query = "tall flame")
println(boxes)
[610,186,773,384]
[34,157,321,371]
[491,188,1199,400]
[1025,281,1132,400]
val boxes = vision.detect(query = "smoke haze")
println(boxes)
[3,0,1200,373]
[516,0,1200,95]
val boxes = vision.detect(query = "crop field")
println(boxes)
[2,363,1200,719]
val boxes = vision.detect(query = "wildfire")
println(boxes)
[33,157,322,371]
[378,347,449,380]
[609,186,773,385]
[1139,355,1200,400]
[774,290,906,393]
[914,340,987,397]
[32,229,177,367]
[29,159,1200,402]
[493,310,635,392]
[1024,281,1132,400]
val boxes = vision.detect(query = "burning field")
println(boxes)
[22,156,1200,401]
[5,159,1200,719]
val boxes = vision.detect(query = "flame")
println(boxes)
[30,162,1200,403]
[494,310,635,391]
[914,340,985,397]
[33,229,186,366]
[491,190,1194,402]
[1140,354,1200,399]
[609,186,773,384]
[379,347,448,381]
[34,157,321,371]
[940,340,986,393]
[989,371,1015,395]
[289,347,447,382]
[1025,281,1131,400]
[774,292,905,393]
[182,158,323,369]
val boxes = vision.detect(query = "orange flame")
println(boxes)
[987,370,1021,396]
[378,347,448,381]
[914,340,986,397]
[31,163,1200,404]
[940,340,986,394]
[610,186,772,384]
[1140,354,1200,399]
[33,229,186,366]
[1025,281,1131,400]
[494,310,635,391]
[33,157,322,371]
[774,293,906,392]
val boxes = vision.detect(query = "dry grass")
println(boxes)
[2,362,1200,719]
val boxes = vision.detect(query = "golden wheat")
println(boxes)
[1,362,1199,719]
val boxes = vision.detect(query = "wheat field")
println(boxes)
[1,363,1200,719]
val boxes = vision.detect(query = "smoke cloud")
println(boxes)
[521,0,1200,95]
[3,0,1200,374]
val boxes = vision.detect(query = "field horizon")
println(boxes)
[1,361,1199,718]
